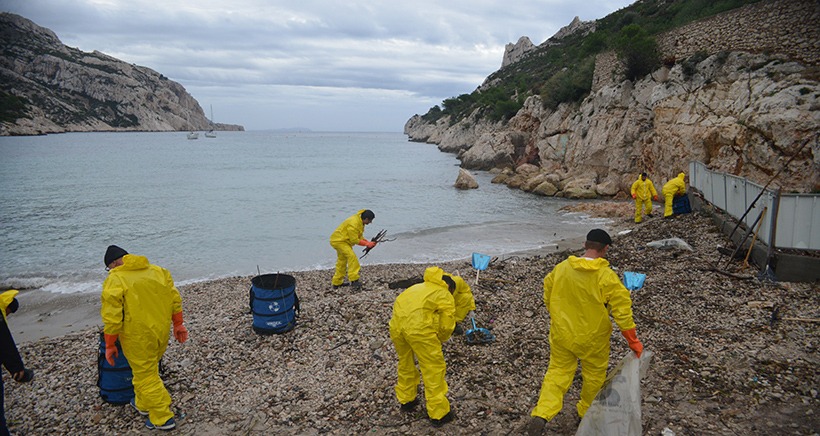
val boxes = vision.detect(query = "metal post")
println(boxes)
[762,189,781,279]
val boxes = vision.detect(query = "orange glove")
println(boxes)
[621,328,643,357]
[653,195,659,201]
[358,239,376,249]
[104,333,119,366]
[172,311,189,343]
[631,193,637,199]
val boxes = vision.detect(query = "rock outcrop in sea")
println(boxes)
[0,13,244,136]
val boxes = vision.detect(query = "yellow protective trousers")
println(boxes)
[663,192,675,217]
[122,335,173,426]
[531,335,610,421]
[634,197,653,223]
[331,241,360,285]
[390,328,450,420]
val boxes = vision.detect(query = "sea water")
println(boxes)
[0,131,609,294]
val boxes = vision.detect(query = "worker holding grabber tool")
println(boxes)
[329,209,376,290]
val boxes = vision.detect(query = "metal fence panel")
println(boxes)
[688,161,820,250]
[777,195,820,249]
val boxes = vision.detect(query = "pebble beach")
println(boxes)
[3,205,818,435]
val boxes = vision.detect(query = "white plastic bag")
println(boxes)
[646,238,693,251]
[575,350,653,436]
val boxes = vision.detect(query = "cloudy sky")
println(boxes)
[2,0,634,131]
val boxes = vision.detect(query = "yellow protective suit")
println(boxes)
[389,267,455,420]
[630,176,658,223]
[329,210,366,286]
[531,256,636,421]
[662,172,687,217]
[101,254,183,426]
[449,275,476,322]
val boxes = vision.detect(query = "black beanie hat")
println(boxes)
[586,229,613,246]
[104,245,128,267]
[361,210,375,221]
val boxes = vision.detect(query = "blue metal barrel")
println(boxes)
[250,273,299,334]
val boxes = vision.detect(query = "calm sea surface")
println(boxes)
[0,131,609,294]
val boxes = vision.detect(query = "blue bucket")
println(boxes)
[250,273,299,334]
[97,332,134,404]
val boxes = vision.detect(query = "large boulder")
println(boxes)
[454,168,479,190]
[532,181,559,196]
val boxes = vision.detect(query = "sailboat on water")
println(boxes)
[186,103,199,140]
[205,105,217,138]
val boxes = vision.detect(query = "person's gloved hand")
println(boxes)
[172,312,189,343]
[621,328,643,357]
[13,368,33,383]
[653,195,659,201]
[358,239,376,249]
[631,193,637,199]
[467,310,476,320]
[104,333,119,365]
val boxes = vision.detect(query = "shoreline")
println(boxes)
[10,236,591,345]
[8,217,609,345]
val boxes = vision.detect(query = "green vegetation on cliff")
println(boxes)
[0,91,29,123]
[421,0,763,124]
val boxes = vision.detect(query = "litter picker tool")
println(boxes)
[465,315,495,345]
[471,252,491,285]
[360,229,394,259]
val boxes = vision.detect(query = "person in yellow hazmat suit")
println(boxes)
[662,172,687,218]
[525,229,643,435]
[630,172,658,223]
[1,290,34,436]
[101,245,188,431]
[389,266,457,428]
[329,209,376,290]
[443,273,476,334]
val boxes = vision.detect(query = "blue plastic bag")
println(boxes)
[623,272,646,291]
[471,253,491,270]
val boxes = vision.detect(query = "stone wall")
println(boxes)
[593,0,820,91]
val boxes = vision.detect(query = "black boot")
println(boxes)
[400,398,419,412]
[430,411,454,427]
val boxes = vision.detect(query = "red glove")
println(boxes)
[621,328,643,357]
[653,195,659,201]
[358,239,376,249]
[104,333,119,366]
[172,311,189,343]
[631,193,637,199]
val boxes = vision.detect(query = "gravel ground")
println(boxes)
[4,208,818,435]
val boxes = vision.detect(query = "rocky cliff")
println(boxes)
[406,0,819,196]
[0,13,243,135]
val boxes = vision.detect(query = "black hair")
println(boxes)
[442,275,456,293]
[584,240,607,251]
[361,210,375,220]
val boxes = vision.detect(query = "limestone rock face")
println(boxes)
[454,168,479,190]
[0,13,244,135]
[406,51,819,196]
[501,37,534,68]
